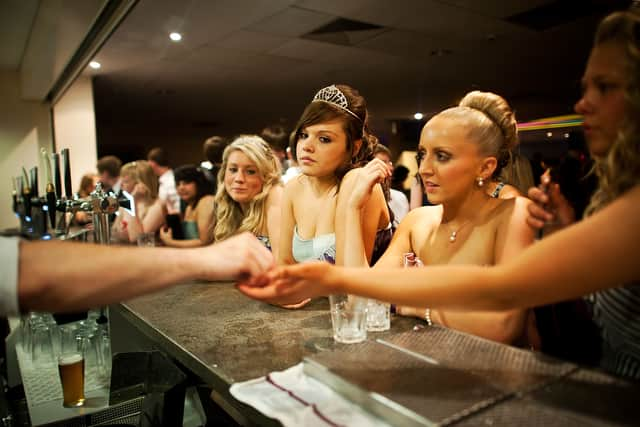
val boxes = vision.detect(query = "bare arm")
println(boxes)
[409,176,423,210]
[277,181,296,265]
[337,161,391,267]
[142,198,167,233]
[239,186,640,311]
[195,196,215,245]
[265,185,283,260]
[20,233,274,313]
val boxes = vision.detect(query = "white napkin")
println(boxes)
[229,363,391,427]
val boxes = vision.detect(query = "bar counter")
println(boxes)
[111,281,639,426]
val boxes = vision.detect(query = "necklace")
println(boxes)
[443,219,471,243]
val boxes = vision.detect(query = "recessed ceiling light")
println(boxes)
[564,133,570,138]
[169,32,182,42]
[546,131,553,138]
[414,112,424,120]
[89,61,101,69]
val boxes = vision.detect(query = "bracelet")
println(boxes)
[424,308,433,326]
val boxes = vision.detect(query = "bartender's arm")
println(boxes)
[1,233,273,315]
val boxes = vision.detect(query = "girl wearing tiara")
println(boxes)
[277,85,390,305]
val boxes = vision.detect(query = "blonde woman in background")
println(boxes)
[112,160,158,243]
[213,135,282,256]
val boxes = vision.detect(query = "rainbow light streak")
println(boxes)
[517,114,583,131]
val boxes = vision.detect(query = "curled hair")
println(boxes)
[290,84,378,185]
[174,165,213,208]
[120,160,158,199]
[214,135,282,242]
[437,91,518,179]
[586,9,640,215]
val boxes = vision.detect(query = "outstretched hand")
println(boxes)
[236,262,333,305]
[348,158,392,210]
[200,232,275,281]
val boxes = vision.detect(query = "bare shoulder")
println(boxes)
[283,175,305,202]
[400,205,442,229]
[339,167,362,190]
[500,184,522,199]
[197,194,216,208]
[496,196,531,220]
[267,184,284,202]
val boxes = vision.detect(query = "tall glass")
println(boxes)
[58,324,85,407]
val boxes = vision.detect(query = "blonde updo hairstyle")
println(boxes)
[214,135,282,242]
[437,90,518,180]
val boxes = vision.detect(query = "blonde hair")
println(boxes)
[120,160,158,199]
[213,135,282,241]
[500,153,535,195]
[586,9,640,215]
[437,90,518,179]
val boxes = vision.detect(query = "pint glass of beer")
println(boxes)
[58,353,85,407]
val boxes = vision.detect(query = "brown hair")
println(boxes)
[203,136,228,165]
[261,125,289,153]
[290,84,378,184]
[96,156,122,178]
[147,147,170,167]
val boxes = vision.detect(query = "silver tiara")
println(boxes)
[312,85,362,121]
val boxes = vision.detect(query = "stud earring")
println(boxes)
[476,177,484,187]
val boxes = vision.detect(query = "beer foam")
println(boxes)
[59,354,83,365]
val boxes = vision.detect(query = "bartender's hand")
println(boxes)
[237,262,333,305]
[527,182,575,234]
[200,232,274,281]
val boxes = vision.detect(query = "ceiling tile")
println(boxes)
[246,6,336,37]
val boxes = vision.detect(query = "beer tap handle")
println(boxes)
[52,152,62,199]
[30,166,39,199]
[41,149,57,228]
[61,148,72,199]
[21,167,31,219]
[12,177,18,214]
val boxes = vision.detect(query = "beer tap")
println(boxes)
[41,148,57,229]
[90,182,119,244]
[62,148,72,201]
[11,177,18,215]
[21,167,31,220]
[53,152,62,199]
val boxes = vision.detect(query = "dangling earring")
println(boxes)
[476,177,484,187]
